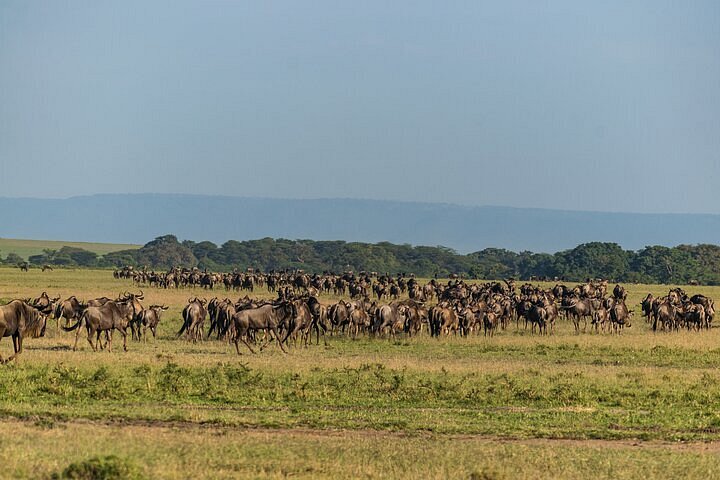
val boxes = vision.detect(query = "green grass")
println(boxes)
[2,266,720,478]
[0,238,139,261]
[6,419,720,480]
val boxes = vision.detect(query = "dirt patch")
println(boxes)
[7,416,720,453]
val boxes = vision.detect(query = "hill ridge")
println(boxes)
[0,194,718,253]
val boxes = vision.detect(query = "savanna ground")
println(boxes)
[2,267,720,479]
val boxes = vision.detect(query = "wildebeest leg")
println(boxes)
[101,331,111,350]
[241,336,256,354]
[312,323,319,345]
[121,329,128,352]
[85,326,96,351]
[0,327,6,363]
[73,324,84,351]
[272,326,288,353]
[280,325,295,350]
[7,334,21,362]
[318,322,328,346]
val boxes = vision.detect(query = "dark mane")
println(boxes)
[19,301,46,337]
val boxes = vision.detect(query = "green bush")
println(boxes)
[52,455,144,480]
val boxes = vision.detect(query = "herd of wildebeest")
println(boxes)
[0,267,715,362]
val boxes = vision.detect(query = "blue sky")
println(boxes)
[1,1,718,213]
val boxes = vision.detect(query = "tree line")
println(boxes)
[3,235,719,285]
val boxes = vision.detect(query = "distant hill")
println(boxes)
[1,194,719,253]
[0,238,140,261]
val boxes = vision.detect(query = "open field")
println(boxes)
[0,238,139,261]
[2,267,720,478]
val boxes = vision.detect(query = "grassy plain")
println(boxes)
[1,266,720,479]
[0,238,139,261]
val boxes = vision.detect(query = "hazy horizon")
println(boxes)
[2,192,720,217]
[1,1,718,214]
[2,195,719,253]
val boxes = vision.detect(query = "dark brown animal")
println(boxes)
[53,296,86,328]
[641,293,654,324]
[63,300,136,352]
[609,300,632,334]
[178,298,207,342]
[0,300,47,363]
[231,302,293,354]
[137,305,168,340]
[283,300,313,347]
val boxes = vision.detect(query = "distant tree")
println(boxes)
[134,235,197,269]
[3,253,24,265]
[100,250,140,268]
[553,242,631,281]
[85,235,720,284]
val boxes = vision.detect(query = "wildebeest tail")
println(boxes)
[53,302,63,320]
[176,312,190,337]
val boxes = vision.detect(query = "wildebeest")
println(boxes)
[561,296,592,333]
[53,296,86,329]
[483,311,498,337]
[641,293,654,324]
[683,303,706,331]
[305,296,330,345]
[137,305,169,341]
[398,300,427,336]
[609,300,632,334]
[344,301,370,338]
[612,284,627,301]
[63,299,136,352]
[591,307,610,333]
[526,304,547,335]
[30,292,58,315]
[690,294,714,325]
[429,303,460,336]
[178,298,208,342]
[118,291,145,340]
[282,299,314,347]
[0,300,48,363]
[207,298,235,340]
[329,300,350,334]
[373,304,404,338]
[230,302,293,354]
[653,300,677,332]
